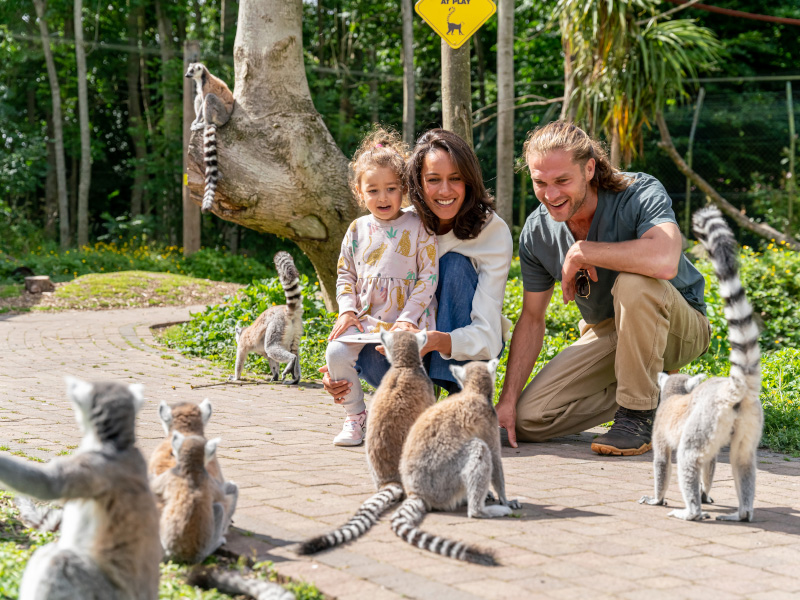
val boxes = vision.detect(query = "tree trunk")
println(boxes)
[401,0,415,146]
[656,112,800,251]
[495,0,514,226]
[33,0,69,248]
[182,40,201,256]
[559,23,577,122]
[156,0,179,238]
[473,31,487,144]
[441,40,472,147]
[75,0,92,246]
[186,0,360,309]
[45,113,58,238]
[127,0,147,215]
[609,118,621,168]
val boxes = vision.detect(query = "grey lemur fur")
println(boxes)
[233,252,303,384]
[639,206,763,521]
[0,377,161,600]
[149,431,238,564]
[391,359,520,566]
[298,330,434,555]
[189,565,295,600]
[184,62,234,213]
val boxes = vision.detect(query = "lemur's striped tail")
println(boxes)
[273,252,302,314]
[202,124,219,213]
[297,483,403,555]
[189,566,295,600]
[692,206,761,396]
[390,497,497,566]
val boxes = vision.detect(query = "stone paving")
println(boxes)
[1,306,800,600]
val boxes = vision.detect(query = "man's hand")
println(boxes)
[561,242,597,304]
[319,365,352,404]
[328,311,363,340]
[495,395,518,448]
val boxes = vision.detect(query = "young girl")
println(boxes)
[326,129,438,446]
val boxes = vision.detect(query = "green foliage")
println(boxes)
[0,241,271,285]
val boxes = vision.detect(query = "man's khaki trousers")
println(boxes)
[515,272,711,442]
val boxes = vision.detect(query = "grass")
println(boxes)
[0,491,324,599]
[0,284,22,299]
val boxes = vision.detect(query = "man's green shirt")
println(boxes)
[519,173,706,325]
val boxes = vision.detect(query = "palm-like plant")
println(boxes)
[552,0,723,165]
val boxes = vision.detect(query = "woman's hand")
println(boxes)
[318,365,352,404]
[419,330,451,357]
[328,311,363,341]
[389,320,418,333]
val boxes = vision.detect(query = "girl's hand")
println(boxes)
[319,366,352,403]
[328,311,363,340]
[389,321,418,333]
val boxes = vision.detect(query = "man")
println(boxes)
[496,121,710,456]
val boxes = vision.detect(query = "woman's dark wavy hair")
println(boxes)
[522,121,631,193]
[405,129,494,239]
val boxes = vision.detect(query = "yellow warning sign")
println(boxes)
[415,0,497,50]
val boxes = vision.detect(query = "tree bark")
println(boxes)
[155,0,179,238]
[559,27,577,122]
[186,0,360,309]
[401,0,415,146]
[33,0,69,248]
[182,40,201,256]
[441,40,472,147]
[656,112,800,250]
[127,0,147,216]
[495,0,514,226]
[473,31,487,144]
[45,113,57,238]
[75,0,92,246]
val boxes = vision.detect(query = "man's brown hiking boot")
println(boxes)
[591,406,656,456]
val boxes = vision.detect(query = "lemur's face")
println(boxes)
[185,63,205,79]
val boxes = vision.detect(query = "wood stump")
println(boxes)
[25,276,55,294]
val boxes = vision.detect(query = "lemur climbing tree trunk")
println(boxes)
[186,0,360,310]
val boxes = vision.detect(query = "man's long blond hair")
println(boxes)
[523,121,631,193]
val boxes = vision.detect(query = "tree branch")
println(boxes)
[656,112,800,251]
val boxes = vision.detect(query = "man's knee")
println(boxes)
[612,272,669,311]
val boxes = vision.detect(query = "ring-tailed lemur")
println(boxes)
[0,377,161,600]
[639,206,763,521]
[391,359,520,566]
[149,399,225,486]
[149,432,238,564]
[233,252,303,384]
[184,62,234,214]
[297,330,434,555]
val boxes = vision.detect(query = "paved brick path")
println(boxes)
[2,306,800,600]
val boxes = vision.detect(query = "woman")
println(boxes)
[321,128,513,397]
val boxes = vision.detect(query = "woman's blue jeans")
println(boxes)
[353,252,478,393]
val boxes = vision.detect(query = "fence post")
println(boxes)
[182,40,201,256]
[684,87,705,237]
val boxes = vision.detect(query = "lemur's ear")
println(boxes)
[171,431,185,456]
[199,399,213,425]
[381,332,395,364]
[128,384,145,413]
[205,438,221,466]
[158,401,173,435]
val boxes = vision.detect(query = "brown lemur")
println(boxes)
[184,62,234,214]
[0,377,161,600]
[639,206,763,522]
[391,359,520,566]
[298,330,434,555]
[233,251,303,384]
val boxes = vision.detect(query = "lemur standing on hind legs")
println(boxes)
[184,62,234,214]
